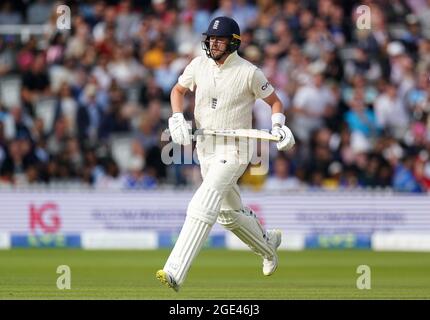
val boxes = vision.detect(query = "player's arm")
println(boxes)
[251,69,285,127]
[262,91,283,118]
[168,57,199,145]
[172,56,198,113]
[250,69,294,150]
[262,92,295,151]
[170,83,189,113]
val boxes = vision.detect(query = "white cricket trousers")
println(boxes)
[163,137,252,286]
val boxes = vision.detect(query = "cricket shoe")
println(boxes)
[156,269,180,292]
[263,229,282,276]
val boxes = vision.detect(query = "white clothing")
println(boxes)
[162,51,278,288]
[374,94,409,138]
[292,84,335,142]
[178,51,274,130]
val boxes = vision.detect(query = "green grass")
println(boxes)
[0,249,429,299]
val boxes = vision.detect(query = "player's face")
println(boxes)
[209,36,229,60]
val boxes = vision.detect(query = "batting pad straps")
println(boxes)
[187,186,222,225]
[218,208,275,259]
[271,113,285,128]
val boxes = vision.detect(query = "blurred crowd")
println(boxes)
[0,0,430,192]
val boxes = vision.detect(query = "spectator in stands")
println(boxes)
[21,53,51,117]
[26,0,52,24]
[121,148,157,190]
[406,72,430,118]
[47,115,69,158]
[63,137,83,176]
[344,90,380,139]
[291,67,336,144]
[316,47,344,83]
[374,81,409,139]
[393,154,423,192]
[414,151,430,191]
[263,154,302,191]
[76,84,104,147]
[0,137,38,184]
[154,51,180,98]
[0,2,22,25]
[417,0,430,39]
[54,82,78,136]
[94,157,123,190]
[344,47,382,83]
[341,74,379,107]
[98,87,132,140]
[323,161,342,189]
[116,0,141,44]
[16,36,38,72]
[108,44,145,89]
[0,37,16,75]
[3,106,32,141]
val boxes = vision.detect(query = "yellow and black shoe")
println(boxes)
[156,269,179,292]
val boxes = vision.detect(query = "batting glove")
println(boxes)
[168,112,192,145]
[271,125,295,151]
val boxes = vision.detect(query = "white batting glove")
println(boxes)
[168,112,192,145]
[271,125,295,151]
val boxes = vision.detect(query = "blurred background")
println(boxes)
[0,0,429,253]
[0,0,428,192]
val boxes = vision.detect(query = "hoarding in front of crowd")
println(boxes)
[0,191,429,251]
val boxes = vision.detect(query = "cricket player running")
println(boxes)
[156,16,295,291]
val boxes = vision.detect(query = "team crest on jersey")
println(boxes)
[211,98,218,109]
[213,20,219,29]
